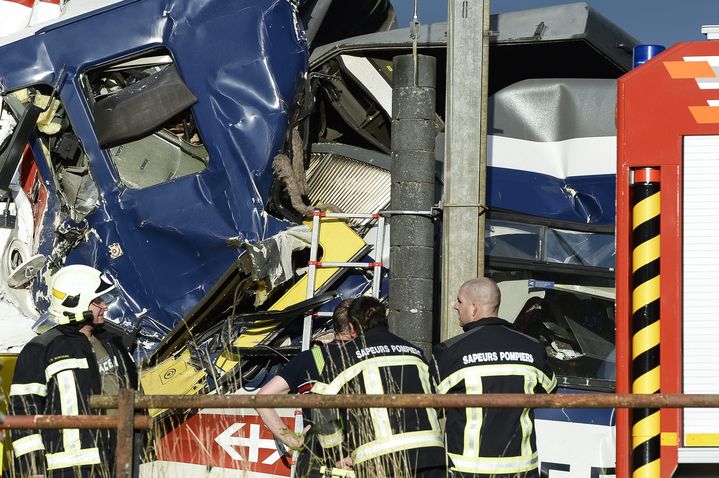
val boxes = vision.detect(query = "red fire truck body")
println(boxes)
[617,37,719,477]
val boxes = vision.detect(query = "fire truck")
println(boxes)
[616,25,719,478]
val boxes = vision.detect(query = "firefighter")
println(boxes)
[312,296,445,478]
[256,298,356,476]
[9,264,138,477]
[431,277,557,478]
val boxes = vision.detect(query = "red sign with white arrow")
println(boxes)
[155,409,293,476]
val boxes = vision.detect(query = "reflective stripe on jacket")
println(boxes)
[311,327,445,471]
[9,324,137,476]
[432,317,557,475]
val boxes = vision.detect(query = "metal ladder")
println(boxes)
[289,210,386,478]
[301,210,386,349]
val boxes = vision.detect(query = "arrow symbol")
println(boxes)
[214,422,282,464]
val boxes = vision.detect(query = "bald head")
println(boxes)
[463,278,501,311]
[454,278,501,327]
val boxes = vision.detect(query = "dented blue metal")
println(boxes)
[0,0,308,355]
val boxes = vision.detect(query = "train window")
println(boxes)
[83,50,208,189]
[499,279,615,390]
[487,219,615,270]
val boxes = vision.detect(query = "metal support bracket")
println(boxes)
[379,209,438,218]
[437,202,489,216]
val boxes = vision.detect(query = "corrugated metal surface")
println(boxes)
[306,152,390,226]
[683,135,719,444]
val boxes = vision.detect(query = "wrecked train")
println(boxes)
[0,0,637,476]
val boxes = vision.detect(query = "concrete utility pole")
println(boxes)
[440,0,490,341]
[388,54,436,357]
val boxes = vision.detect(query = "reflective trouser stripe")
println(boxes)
[46,447,101,470]
[448,451,539,475]
[9,382,47,397]
[352,430,444,465]
[12,433,45,456]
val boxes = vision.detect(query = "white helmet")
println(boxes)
[48,265,118,325]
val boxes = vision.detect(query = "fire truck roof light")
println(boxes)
[701,25,719,40]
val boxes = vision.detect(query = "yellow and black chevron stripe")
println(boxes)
[631,168,661,478]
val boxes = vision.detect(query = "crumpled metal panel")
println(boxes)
[487,78,617,225]
[0,0,308,358]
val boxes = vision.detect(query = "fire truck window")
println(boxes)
[83,51,208,190]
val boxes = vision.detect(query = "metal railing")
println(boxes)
[1,389,147,478]
[88,392,719,410]
[5,392,719,478]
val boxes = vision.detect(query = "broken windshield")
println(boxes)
[83,51,208,189]
[497,278,615,391]
[486,218,615,270]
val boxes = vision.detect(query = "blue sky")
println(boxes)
[393,0,718,47]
